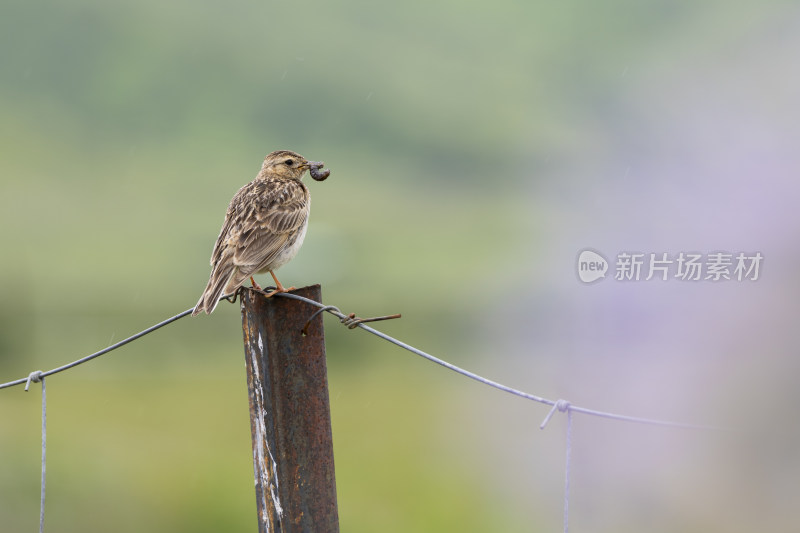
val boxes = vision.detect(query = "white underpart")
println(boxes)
[270,216,309,272]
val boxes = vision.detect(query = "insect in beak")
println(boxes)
[308,161,330,181]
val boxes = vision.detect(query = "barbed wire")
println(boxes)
[2,288,722,533]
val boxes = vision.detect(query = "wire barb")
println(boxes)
[342,313,402,329]
[301,305,401,336]
[302,305,343,335]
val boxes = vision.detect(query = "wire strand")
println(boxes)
[275,292,719,432]
[0,307,197,390]
[39,377,46,533]
[1,291,723,430]
[1,290,724,532]
[564,407,572,533]
[272,292,722,533]
[24,373,46,533]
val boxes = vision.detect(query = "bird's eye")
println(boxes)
[284,159,294,166]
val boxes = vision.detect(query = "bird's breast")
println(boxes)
[260,215,309,273]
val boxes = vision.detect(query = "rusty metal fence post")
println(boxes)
[241,284,339,533]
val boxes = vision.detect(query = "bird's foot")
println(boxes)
[260,285,296,298]
[250,276,263,291]
[223,289,241,304]
[266,271,295,296]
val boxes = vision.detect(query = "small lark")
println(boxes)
[192,150,330,316]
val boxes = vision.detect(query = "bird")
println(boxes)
[192,150,329,316]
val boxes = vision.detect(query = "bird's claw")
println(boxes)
[258,285,296,298]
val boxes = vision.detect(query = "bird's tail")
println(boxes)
[192,263,237,316]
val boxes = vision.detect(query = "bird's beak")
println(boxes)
[308,161,330,181]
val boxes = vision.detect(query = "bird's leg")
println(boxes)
[258,271,296,298]
[269,271,285,291]
[270,271,296,293]
[250,276,263,291]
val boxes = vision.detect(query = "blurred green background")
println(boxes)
[2,0,800,531]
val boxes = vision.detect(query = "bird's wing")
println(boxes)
[228,178,309,272]
[195,177,308,315]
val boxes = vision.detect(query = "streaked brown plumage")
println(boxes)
[192,150,328,316]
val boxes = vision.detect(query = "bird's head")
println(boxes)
[260,150,329,181]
